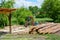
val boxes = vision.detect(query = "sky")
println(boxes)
[0,0,44,8]
[14,0,44,8]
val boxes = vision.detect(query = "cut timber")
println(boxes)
[36,23,56,34]
[38,24,56,31]
[48,24,60,33]
[29,23,51,34]
[29,23,55,34]
[29,23,60,34]
[38,24,57,34]
[50,27,60,34]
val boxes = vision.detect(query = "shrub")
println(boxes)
[35,18,53,23]
[12,8,33,25]
[0,14,8,28]
[17,18,25,25]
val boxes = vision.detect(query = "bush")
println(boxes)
[12,8,33,25]
[17,18,25,25]
[35,18,53,23]
[11,18,18,25]
[36,13,48,18]
[0,14,8,28]
[54,15,60,23]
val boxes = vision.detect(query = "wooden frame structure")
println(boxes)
[0,8,16,34]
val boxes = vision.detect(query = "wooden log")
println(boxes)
[50,27,60,34]
[29,23,56,34]
[41,24,57,34]
[29,23,48,34]
[37,23,56,34]
[48,25,60,34]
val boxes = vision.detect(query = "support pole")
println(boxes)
[9,13,12,34]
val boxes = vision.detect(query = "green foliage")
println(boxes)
[35,18,53,23]
[41,0,60,22]
[18,18,25,25]
[12,8,33,25]
[36,13,48,18]
[29,6,39,16]
[0,14,8,28]
[55,15,60,22]
[0,0,60,28]
[0,0,15,28]
[0,0,15,8]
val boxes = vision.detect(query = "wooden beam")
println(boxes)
[9,13,12,34]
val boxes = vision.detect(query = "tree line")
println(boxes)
[0,0,60,28]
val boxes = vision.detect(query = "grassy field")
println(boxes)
[0,34,60,40]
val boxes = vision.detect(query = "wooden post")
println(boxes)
[9,13,12,34]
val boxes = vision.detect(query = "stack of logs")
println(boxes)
[29,23,60,34]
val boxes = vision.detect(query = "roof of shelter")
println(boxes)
[0,8,16,13]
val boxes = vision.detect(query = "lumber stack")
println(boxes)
[29,23,60,34]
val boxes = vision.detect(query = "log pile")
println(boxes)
[29,23,60,34]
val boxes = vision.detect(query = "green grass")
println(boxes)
[0,34,45,40]
[35,18,53,23]
[45,34,60,40]
[0,34,60,40]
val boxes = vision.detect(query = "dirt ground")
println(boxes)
[0,23,60,35]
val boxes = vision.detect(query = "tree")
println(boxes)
[0,0,15,8]
[12,7,33,25]
[41,0,60,22]
[0,0,15,28]
[29,6,39,16]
